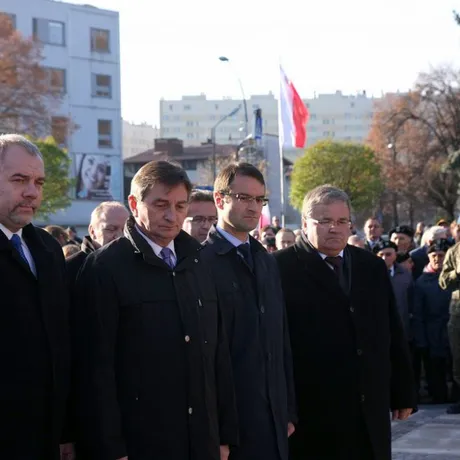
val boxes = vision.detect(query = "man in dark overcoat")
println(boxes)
[73,160,237,460]
[0,134,70,459]
[274,184,415,460]
[201,163,296,460]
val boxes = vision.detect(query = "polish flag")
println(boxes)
[259,203,271,230]
[279,66,309,148]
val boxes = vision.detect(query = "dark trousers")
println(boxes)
[448,316,460,398]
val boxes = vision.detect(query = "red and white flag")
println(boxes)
[279,66,309,148]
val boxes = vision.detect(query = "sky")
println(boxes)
[73,0,460,126]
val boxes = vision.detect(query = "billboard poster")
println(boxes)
[75,153,122,201]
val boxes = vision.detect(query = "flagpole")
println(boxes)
[277,62,286,228]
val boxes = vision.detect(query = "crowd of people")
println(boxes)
[4,132,460,460]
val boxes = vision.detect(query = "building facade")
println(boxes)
[122,120,159,159]
[1,0,122,231]
[160,91,379,161]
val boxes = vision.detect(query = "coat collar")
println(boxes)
[204,224,266,256]
[124,215,201,269]
[81,235,97,255]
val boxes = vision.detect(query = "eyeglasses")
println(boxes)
[184,216,217,225]
[308,218,351,229]
[220,192,269,206]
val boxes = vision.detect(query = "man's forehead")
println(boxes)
[189,201,216,215]
[312,203,350,216]
[2,145,44,174]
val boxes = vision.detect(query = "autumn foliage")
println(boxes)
[0,14,62,137]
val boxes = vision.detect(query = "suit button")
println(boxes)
[172,272,176,277]
[357,349,363,356]
[361,394,365,402]
[188,407,193,415]
[350,307,355,313]
[185,335,190,343]
[260,306,265,314]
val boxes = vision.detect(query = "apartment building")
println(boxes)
[1,0,122,230]
[160,91,379,160]
[122,120,159,159]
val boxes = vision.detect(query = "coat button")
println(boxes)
[350,307,355,313]
[172,272,176,277]
[185,335,190,343]
[260,306,265,314]
[361,394,365,402]
[188,407,193,415]
[357,349,363,356]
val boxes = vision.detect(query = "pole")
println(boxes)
[212,127,217,182]
[391,142,399,226]
[277,63,285,227]
[237,77,249,137]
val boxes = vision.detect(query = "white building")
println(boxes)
[2,0,122,231]
[160,91,379,161]
[122,120,159,159]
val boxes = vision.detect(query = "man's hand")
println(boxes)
[220,445,230,460]
[392,408,413,421]
[288,422,296,437]
[59,443,75,460]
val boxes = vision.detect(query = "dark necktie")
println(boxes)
[238,243,254,270]
[10,234,30,269]
[160,247,175,269]
[325,255,343,276]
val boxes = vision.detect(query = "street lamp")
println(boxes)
[211,105,241,182]
[387,142,399,226]
[218,56,249,138]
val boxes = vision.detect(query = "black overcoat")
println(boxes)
[273,235,415,460]
[73,217,238,460]
[0,225,70,459]
[201,227,296,460]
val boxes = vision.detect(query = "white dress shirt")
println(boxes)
[216,225,249,248]
[135,225,177,266]
[0,223,37,276]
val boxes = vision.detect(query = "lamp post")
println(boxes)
[387,142,399,226]
[211,105,241,182]
[218,56,249,138]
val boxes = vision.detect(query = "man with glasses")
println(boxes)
[201,163,297,460]
[182,190,217,242]
[274,184,415,460]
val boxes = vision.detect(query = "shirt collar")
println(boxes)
[318,249,344,260]
[0,223,23,241]
[135,225,176,259]
[389,265,395,277]
[216,225,249,247]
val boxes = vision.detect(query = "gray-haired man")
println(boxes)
[273,184,415,460]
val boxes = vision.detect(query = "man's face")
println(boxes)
[0,146,45,233]
[89,206,129,248]
[364,219,382,241]
[262,228,276,240]
[182,201,217,242]
[303,201,351,256]
[377,248,397,269]
[272,216,280,227]
[215,175,265,234]
[452,224,460,243]
[428,251,446,272]
[391,233,412,254]
[276,231,295,250]
[129,182,189,246]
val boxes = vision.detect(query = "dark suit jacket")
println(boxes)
[0,225,70,459]
[410,245,429,280]
[274,235,415,460]
[201,227,296,460]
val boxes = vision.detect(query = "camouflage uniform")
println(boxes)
[439,242,460,389]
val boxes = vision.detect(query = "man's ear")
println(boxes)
[128,194,139,217]
[214,191,225,211]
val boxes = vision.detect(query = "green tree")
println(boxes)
[290,140,383,212]
[34,137,73,218]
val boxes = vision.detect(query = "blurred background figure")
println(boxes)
[397,253,415,274]
[63,244,80,259]
[44,225,70,247]
[450,218,460,244]
[413,239,452,404]
[66,226,82,245]
[363,217,383,251]
[272,216,281,233]
[414,222,426,247]
[261,225,277,253]
[348,234,365,249]
[182,190,217,243]
[390,225,415,255]
[275,228,296,250]
[250,229,260,240]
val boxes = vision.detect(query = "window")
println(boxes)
[33,18,65,46]
[45,68,66,92]
[0,12,16,30]
[91,28,110,52]
[182,160,197,170]
[184,105,191,111]
[323,119,330,125]
[163,115,169,121]
[350,102,355,108]
[186,121,194,127]
[163,128,169,133]
[51,116,69,147]
[323,131,330,136]
[174,127,181,133]
[215,104,219,110]
[98,120,112,148]
[252,104,259,110]
[210,115,216,121]
[174,115,180,121]
[310,114,317,120]
[186,133,194,139]
[169,104,173,111]
[92,74,112,98]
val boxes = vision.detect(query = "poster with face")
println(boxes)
[75,154,121,201]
